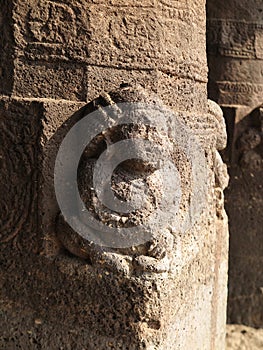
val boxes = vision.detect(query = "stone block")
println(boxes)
[13,0,91,62]
[13,60,87,101]
[0,97,42,244]
[38,99,86,256]
[7,0,208,105]
[39,86,227,349]
[1,86,228,349]
[86,66,159,102]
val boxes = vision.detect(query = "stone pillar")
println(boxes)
[207,0,263,121]
[207,0,263,327]
[1,1,228,349]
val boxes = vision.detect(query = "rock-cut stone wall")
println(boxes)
[1,1,228,349]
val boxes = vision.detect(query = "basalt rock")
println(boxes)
[0,1,229,349]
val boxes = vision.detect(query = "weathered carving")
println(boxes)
[55,86,183,274]
[28,2,77,44]
[217,82,263,95]
[55,87,228,278]
[207,4,263,117]
[0,99,40,243]
[207,20,263,59]
[14,0,90,64]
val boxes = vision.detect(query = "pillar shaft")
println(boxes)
[0,1,228,349]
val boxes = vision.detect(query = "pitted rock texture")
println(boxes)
[0,1,14,95]
[0,98,41,243]
[50,84,227,349]
[0,89,229,349]
[1,0,208,111]
[56,86,195,276]
[1,0,229,349]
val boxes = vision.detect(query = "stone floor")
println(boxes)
[226,325,263,350]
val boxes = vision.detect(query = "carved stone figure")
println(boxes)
[54,85,183,275]
[55,86,228,278]
[56,87,174,275]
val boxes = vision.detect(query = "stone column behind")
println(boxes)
[207,0,263,328]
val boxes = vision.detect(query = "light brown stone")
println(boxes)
[0,1,229,349]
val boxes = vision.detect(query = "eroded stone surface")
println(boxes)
[0,98,41,244]
[0,0,207,111]
[0,89,229,349]
[55,86,195,276]
[0,1,15,95]
[0,0,229,349]
[50,85,228,349]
